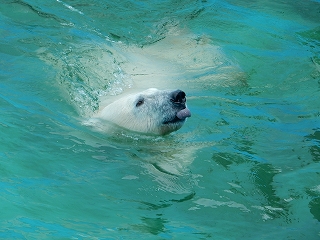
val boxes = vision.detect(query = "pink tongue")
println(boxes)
[176,108,191,120]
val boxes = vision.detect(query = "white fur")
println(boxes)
[95,88,188,135]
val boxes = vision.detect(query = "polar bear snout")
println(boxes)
[164,89,191,124]
[169,90,191,120]
[170,90,186,105]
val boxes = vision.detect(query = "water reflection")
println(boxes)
[132,216,167,235]
[305,129,320,222]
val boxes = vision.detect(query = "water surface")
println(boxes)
[1,0,320,239]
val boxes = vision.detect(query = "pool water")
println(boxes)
[1,0,320,239]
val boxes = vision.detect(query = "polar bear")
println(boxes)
[94,88,191,135]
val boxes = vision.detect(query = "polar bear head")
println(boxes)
[97,88,191,135]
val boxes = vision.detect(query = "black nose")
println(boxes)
[171,90,186,104]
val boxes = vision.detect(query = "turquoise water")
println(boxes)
[1,0,320,239]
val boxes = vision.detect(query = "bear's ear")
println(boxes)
[136,97,144,107]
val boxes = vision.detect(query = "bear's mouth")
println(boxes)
[163,116,184,124]
[163,108,191,125]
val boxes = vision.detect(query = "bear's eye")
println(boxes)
[136,99,144,107]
